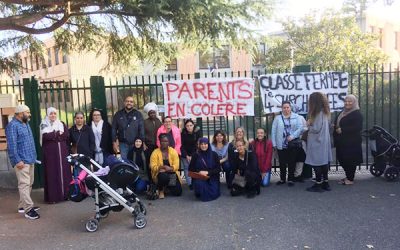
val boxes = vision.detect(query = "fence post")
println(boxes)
[194,72,202,131]
[90,76,107,117]
[23,77,44,188]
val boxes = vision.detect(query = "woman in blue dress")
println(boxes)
[189,137,221,202]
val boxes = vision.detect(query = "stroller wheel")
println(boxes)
[384,167,400,181]
[135,201,147,215]
[99,212,109,218]
[134,213,147,229]
[370,163,384,177]
[85,219,99,232]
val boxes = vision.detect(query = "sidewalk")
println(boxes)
[0,174,399,250]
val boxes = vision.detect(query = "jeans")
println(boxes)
[119,142,133,160]
[181,157,191,186]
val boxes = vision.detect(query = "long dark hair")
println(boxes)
[308,92,330,123]
[212,130,227,146]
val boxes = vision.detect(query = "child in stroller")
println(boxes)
[364,125,400,181]
[67,154,147,232]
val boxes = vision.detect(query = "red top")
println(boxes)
[250,138,273,173]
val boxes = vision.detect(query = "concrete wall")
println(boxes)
[0,151,17,189]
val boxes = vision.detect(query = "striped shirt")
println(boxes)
[5,117,37,167]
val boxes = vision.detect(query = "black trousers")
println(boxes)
[312,165,329,183]
[277,148,298,182]
[157,172,182,196]
[342,164,357,181]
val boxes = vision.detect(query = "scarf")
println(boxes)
[197,138,213,169]
[39,107,64,145]
[92,120,104,164]
[337,94,359,127]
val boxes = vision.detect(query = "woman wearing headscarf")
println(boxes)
[143,102,162,153]
[230,140,261,198]
[181,119,203,189]
[334,95,363,185]
[87,108,113,165]
[128,137,151,193]
[150,133,182,199]
[40,107,71,203]
[305,92,333,192]
[189,137,220,202]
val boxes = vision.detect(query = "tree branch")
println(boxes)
[1,14,70,34]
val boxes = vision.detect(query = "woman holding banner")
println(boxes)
[156,116,181,155]
[333,94,363,185]
[305,92,333,192]
[271,101,304,186]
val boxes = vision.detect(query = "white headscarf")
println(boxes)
[143,102,158,116]
[337,94,360,127]
[40,107,64,144]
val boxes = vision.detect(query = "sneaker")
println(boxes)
[18,206,40,214]
[159,190,165,199]
[321,181,331,191]
[306,183,324,193]
[25,209,40,220]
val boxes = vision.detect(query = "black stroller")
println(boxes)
[67,154,147,232]
[363,125,400,181]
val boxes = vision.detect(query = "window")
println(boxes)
[30,55,33,71]
[19,59,23,74]
[199,45,230,69]
[379,28,383,48]
[47,48,52,67]
[253,43,266,66]
[62,52,67,64]
[166,58,177,71]
[55,47,60,65]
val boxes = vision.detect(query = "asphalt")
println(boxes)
[0,172,399,250]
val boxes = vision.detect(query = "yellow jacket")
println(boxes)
[150,147,181,183]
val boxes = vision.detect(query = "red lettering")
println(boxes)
[210,103,225,116]
[201,103,210,115]
[176,103,185,117]
[236,103,247,115]
[193,82,206,99]
[167,103,176,118]
[190,103,201,116]
[177,82,193,99]
[225,103,235,115]
[207,82,218,100]
[166,83,179,101]
[218,82,230,102]
[237,82,253,99]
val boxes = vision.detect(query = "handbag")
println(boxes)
[232,174,246,188]
[167,173,177,186]
[188,171,209,180]
[288,138,302,149]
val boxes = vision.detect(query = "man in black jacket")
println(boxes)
[112,96,145,159]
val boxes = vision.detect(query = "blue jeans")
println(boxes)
[181,157,191,186]
[119,142,133,160]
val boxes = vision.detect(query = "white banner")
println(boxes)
[162,78,254,118]
[259,71,348,114]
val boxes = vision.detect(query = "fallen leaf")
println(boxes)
[369,195,377,199]
[259,217,264,220]
[366,244,374,249]
[304,246,311,249]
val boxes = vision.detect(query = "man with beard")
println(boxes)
[112,96,145,159]
[6,104,40,220]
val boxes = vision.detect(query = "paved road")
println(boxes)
[1,173,399,250]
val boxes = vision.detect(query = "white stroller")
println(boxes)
[67,154,147,232]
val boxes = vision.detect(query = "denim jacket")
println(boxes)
[271,112,304,150]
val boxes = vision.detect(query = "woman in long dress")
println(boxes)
[40,107,71,203]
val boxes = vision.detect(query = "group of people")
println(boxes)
[6,92,363,220]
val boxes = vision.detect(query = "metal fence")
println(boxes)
[1,64,399,170]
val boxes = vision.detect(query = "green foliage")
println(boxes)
[0,0,274,73]
[265,10,388,70]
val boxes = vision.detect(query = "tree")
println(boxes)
[0,0,274,73]
[265,10,388,70]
